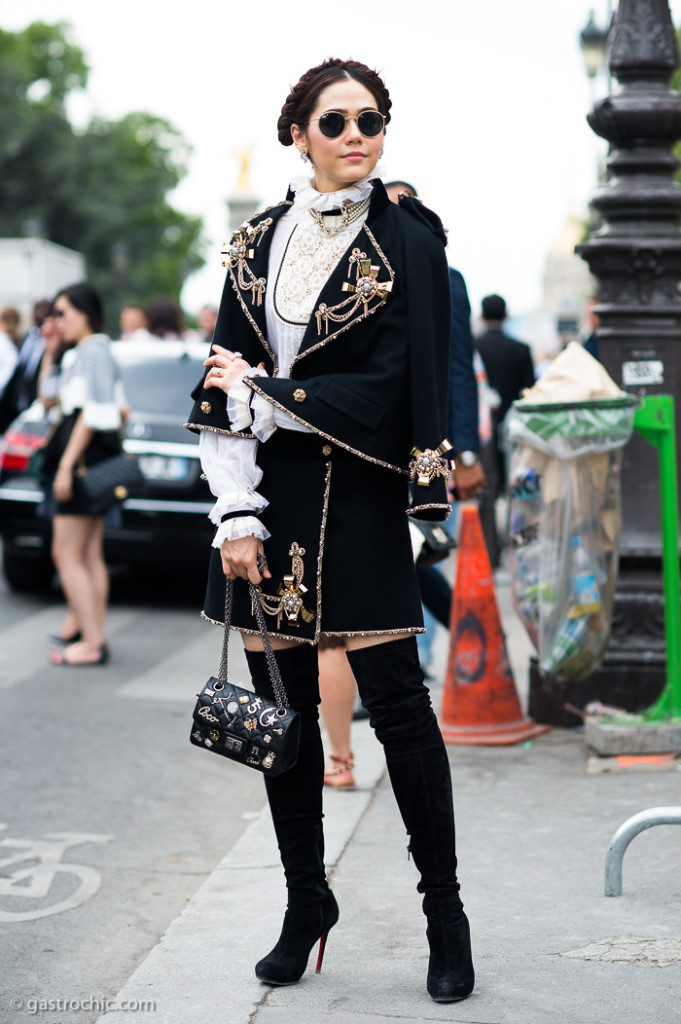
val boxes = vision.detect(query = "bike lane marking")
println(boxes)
[0,825,114,922]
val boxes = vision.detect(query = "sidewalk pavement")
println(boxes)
[98,569,681,1024]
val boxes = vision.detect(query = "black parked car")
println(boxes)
[0,339,215,591]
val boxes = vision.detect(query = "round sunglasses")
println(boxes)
[311,109,386,139]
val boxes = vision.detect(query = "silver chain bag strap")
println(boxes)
[189,581,301,775]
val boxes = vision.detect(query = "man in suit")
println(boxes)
[0,299,52,433]
[475,293,535,566]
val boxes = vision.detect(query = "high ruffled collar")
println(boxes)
[289,165,384,212]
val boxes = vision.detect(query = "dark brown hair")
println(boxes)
[277,58,392,147]
[146,297,184,338]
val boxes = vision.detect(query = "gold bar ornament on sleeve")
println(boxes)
[409,440,454,487]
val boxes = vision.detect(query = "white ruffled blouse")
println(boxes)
[200,171,375,548]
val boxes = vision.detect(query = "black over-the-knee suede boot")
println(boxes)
[346,637,474,1003]
[245,644,338,985]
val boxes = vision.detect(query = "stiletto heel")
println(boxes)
[315,929,330,974]
[347,638,475,1004]
[245,646,336,987]
[255,890,339,985]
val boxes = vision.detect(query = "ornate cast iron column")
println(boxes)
[529,0,681,725]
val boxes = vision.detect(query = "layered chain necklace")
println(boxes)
[307,196,371,237]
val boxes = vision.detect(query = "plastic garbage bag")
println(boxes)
[507,395,637,680]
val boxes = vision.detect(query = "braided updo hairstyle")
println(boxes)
[277,58,391,147]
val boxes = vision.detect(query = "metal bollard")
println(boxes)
[605,806,681,896]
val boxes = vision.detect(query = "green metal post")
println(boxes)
[631,395,681,720]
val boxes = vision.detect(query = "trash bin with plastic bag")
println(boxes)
[506,343,638,680]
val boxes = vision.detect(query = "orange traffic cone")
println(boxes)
[440,505,549,745]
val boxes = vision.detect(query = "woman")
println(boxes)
[45,283,127,666]
[186,59,474,1003]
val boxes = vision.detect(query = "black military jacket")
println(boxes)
[185,179,453,520]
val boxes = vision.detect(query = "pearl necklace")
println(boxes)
[307,196,371,237]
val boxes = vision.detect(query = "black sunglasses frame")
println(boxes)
[312,110,386,140]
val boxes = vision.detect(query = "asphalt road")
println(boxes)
[0,555,264,1024]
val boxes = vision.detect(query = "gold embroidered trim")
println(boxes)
[314,460,332,644]
[200,611,315,645]
[291,225,395,369]
[200,612,425,641]
[322,628,427,637]
[183,421,255,439]
[407,503,452,516]
[245,379,408,475]
[256,542,315,629]
[228,270,278,373]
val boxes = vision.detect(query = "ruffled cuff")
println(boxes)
[208,489,268,526]
[227,367,268,431]
[251,393,277,442]
[212,516,271,548]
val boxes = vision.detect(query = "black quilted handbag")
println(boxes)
[74,454,144,515]
[190,581,301,776]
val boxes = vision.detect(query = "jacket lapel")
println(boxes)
[222,199,292,365]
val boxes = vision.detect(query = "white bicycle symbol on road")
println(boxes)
[0,824,113,922]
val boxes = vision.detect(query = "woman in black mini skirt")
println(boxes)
[46,283,125,666]
[186,58,474,1003]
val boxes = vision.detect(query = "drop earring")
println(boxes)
[299,149,308,163]
[379,146,384,158]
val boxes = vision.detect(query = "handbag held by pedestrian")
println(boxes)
[190,581,301,776]
[74,453,144,514]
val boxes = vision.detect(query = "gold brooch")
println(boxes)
[200,401,212,414]
[257,542,315,628]
[409,441,454,487]
[221,220,270,307]
[341,258,393,306]
[315,250,393,335]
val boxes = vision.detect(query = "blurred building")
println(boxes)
[0,239,85,323]
[226,148,260,234]
[541,212,596,340]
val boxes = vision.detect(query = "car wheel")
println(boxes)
[2,549,55,592]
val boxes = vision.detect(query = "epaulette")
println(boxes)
[221,199,293,266]
[249,198,293,225]
[398,195,448,247]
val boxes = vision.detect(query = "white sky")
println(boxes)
[3,0,681,321]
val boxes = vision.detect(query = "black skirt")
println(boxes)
[41,411,122,516]
[203,431,424,643]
